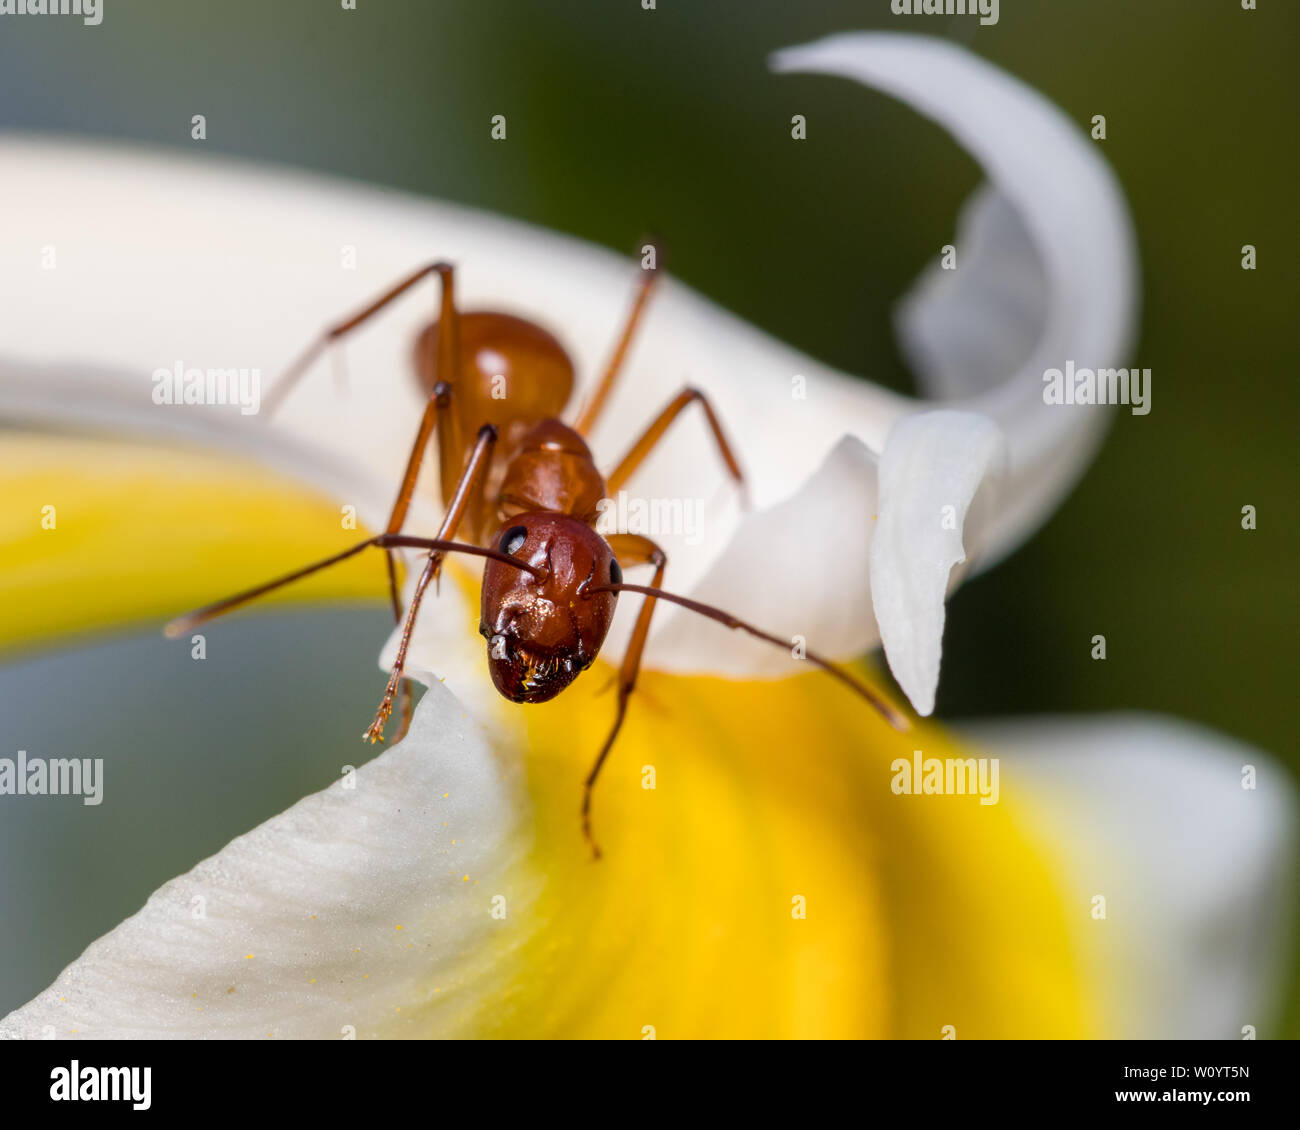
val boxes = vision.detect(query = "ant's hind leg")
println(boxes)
[581,534,667,859]
[263,262,460,417]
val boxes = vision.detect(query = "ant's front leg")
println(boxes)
[581,533,668,859]
[379,376,474,740]
[364,422,497,746]
[261,261,470,740]
[370,378,453,741]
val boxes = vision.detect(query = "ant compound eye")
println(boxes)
[609,559,623,585]
[499,526,528,556]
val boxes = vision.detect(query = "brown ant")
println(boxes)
[165,252,908,856]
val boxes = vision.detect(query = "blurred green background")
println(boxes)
[1,0,1296,1031]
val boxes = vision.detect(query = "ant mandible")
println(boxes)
[165,250,908,856]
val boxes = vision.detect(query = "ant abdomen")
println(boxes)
[413,311,575,435]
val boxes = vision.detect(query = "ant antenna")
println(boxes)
[583,582,910,732]
[164,534,541,638]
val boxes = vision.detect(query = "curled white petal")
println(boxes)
[960,714,1298,1038]
[0,683,532,1039]
[896,187,1047,402]
[869,411,1004,715]
[772,32,1139,567]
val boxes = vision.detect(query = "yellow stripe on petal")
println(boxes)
[494,670,1092,1039]
[0,432,386,654]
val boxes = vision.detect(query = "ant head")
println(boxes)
[479,513,621,704]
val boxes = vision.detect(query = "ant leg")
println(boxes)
[386,380,466,531]
[604,386,747,504]
[262,261,459,417]
[583,581,910,732]
[380,379,466,738]
[379,385,452,741]
[572,254,660,435]
[582,534,667,859]
[375,271,470,734]
[382,553,416,741]
[363,423,498,745]
[263,262,468,738]
[380,377,469,739]
[310,375,466,742]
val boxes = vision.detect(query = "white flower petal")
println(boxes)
[0,357,410,530]
[0,683,532,1039]
[869,411,1003,715]
[772,33,1139,567]
[895,186,1047,401]
[960,714,1298,1038]
[643,435,878,675]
